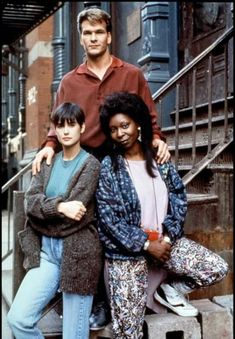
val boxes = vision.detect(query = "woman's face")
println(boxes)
[108,113,139,150]
[55,119,85,148]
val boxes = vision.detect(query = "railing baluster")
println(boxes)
[7,188,12,253]
[192,68,197,167]
[152,27,233,101]
[158,98,162,129]
[207,54,213,156]
[151,27,233,185]
[174,84,180,170]
[224,43,228,141]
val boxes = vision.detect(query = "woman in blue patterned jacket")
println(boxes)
[96,92,228,339]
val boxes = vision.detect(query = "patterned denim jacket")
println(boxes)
[96,155,187,260]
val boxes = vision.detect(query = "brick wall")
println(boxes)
[25,16,53,150]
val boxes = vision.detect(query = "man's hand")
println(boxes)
[32,147,55,175]
[57,201,86,221]
[152,139,170,164]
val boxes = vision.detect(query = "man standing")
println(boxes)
[32,7,170,330]
[33,7,170,172]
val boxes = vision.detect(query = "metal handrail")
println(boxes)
[1,161,32,194]
[152,26,233,101]
[151,25,233,185]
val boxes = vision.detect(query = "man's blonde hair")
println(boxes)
[77,8,112,34]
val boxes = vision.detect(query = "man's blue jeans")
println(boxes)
[7,236,93,339]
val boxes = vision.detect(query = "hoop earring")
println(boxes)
[137,127,142,142]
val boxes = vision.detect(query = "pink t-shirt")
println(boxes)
[125,159,168,235]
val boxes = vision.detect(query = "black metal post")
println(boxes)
[12,191,26,299]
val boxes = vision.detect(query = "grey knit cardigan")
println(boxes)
[18,152,102,295]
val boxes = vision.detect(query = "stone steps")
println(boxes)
[145,298,233,339]
[4,297,232,339]
[3,262,233,339]
[91,297,233,339]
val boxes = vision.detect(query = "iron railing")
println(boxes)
[2,162,32,262]
[152,26,233,184]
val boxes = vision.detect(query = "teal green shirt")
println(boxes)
[45,149,89,197]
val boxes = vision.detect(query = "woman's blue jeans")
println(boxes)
[7,236,93,339]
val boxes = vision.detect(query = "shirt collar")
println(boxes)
[76,55,123,75]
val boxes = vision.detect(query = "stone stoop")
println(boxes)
[191,298,233,339]
[145,313,201,339]
[212,295,233,315]
[89,314,201,339]
[89,297,233,339]
[2,294,233,339]
[3,294,233,338]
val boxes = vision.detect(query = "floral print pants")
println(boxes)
[107,237,229,338]
[107,259,148,339]
[163,237,229,290]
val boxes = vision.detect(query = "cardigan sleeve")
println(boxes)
[96,158,148,253]
[25,157,100,233]
[25,163,64,221]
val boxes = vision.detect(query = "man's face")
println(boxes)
[80,20,112,58]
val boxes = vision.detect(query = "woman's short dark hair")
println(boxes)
[51,102,85,127]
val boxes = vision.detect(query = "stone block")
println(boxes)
[145,313,201,339]
[191,298,233,339]
[212,294,233,315]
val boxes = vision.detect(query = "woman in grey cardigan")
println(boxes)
[7,102,102,339]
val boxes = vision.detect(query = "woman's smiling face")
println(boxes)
[109,113,139,150]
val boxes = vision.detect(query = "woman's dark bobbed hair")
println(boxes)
[51,102,85,127]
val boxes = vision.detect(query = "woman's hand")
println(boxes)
[57,201,86,221]
[147,238,171,262]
